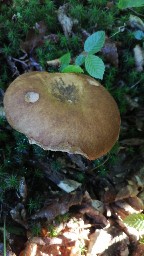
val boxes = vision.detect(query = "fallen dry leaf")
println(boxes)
[125,95,139,110]
[106,1,115,9]
[88,224,129,256]
[133,45,144,72]
[10,203,28,229]
[81,191,106,218]
[131,243,144,256]
[20,217,90,256]
[120,138,144,146]
[136,118,143,131]
[47,58,61,67]
[131,167,144,189]
[58,178,81,193]
[31,191,83,220]
[115,184,139,201]
[115,198,143,216]
[112,204,130,219]
[129,15,144,31]
[101,38,119,67]
[126,196,143,211]
[80,205,108,227]
[102,186,116,203]
[20,21,47,53]
[39,160,81,192]
[19,242,37,256]
[138,191,144,204]
[0,106,5,117]
[57,4,78,38]
[19,177,27,202]
[91,199,104,213]
[0,243,16,256]
[87,229,112,255]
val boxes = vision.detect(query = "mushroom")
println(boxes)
[4,71,120,160]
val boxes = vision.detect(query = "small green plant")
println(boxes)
[118,0,144,9]
[79,241,87,255]
[56,213,70,223]
[5,174,19,189]
[123,213,144,244]
[59,52,84,74]
[124,213,144,231]
[60,31,105,79]
[28,198,42,214]
[47,213,70,237]
[48,224,60,237]
[124,213,144,244]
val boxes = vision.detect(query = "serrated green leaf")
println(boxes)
[61,65,84,73]
[118,0,144,9]
[85,54,105,79]
[60,52,71,71]
[124,213,144,231]
[75,54,86,66]
[84,31,105,54]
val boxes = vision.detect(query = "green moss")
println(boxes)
[0,0,57,67]
[70,4,86,23]
[31,223,41,236]
[28,196,43,214]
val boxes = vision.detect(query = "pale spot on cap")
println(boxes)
[25,92,39,103]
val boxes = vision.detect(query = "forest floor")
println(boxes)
[0,1,144,255]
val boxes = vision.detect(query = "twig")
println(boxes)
[57,4,78,38]
[128,8,144,18]
[12,57,29,69]
[81,29,90,38]
[29,57,43,71]
[47,58,61,67]
[6,56,20,77]
[86,155,110,174]
[131,79,142,88]
[3,216,6,256]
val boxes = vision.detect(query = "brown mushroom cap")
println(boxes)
[4,72,120,160]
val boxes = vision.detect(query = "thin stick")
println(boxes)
[86,155,110,174]
[128,8,144,18]
[3,216,6,256]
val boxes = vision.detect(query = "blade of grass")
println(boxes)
[3,217,6,256]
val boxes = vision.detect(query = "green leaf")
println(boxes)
[75,53,86,66]
[85,54,105,79]
[61,65,84,73]
[60,52,71,71]
[134,30,144,40]
[84,31,105,54]
[118,0,144,9]
[124,213,144,231]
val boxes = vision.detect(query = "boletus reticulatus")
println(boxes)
[4,72,120,160]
